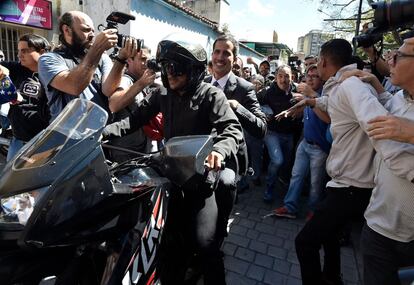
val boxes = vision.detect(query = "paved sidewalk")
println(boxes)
[224,180,363,285]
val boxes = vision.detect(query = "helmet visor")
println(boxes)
[161,60,188,77]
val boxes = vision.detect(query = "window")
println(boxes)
[0,25,31,61]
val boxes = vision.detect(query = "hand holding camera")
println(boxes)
[117,37,138,62]
[98,12,144,58]
[93,28,118,53]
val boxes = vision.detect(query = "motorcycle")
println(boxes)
[0,98,213,285]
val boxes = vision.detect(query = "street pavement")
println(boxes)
[224,179,363,285]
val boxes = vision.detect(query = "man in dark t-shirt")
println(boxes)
[0,33,50,161]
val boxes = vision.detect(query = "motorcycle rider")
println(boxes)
[105,37,244,284]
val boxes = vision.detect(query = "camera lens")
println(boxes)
[373,0,414,32]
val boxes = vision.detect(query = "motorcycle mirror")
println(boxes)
[156,135,213,186]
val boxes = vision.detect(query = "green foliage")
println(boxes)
[317,0,374,38]
[221,23,231,34]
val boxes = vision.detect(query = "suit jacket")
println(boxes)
[205,73,267,139]
[205,72,267,176]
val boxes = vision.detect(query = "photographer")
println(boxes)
[360,23,390,82]
[38,11,136,121]
[104,46,158,161]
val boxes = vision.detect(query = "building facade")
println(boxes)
[297,29,334,56]
[297,36,304,54]
[178,0,229,27]
[240,41,292,64]
[0,0,262,62]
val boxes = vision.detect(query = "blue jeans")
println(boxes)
[7,137,25,162]
[283,140,328,213]
[264,130,294,190]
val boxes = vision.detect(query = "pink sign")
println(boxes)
[0,0,53,30]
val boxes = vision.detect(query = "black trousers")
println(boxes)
[159,168,236,285]
[361,223,414,285]
[295,186,372,285]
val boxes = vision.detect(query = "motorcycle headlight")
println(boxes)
[0,187,48,225]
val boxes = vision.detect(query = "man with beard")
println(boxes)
[38,11,135,121]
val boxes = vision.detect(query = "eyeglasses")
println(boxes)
[388,50,414,66]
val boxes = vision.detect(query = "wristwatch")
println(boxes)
[114,56,127,65]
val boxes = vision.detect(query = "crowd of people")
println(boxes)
[0,9,414,285]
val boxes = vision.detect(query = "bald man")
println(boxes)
[38,11,136,121]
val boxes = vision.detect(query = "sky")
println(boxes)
[225,0,326,52]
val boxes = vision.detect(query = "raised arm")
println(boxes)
[46,29,118,96]
[108,69,155,113]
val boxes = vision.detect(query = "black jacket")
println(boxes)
[257,81,302,134]
[106,82,244,173]
[205,73,267,139]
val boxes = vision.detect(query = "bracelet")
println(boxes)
[114,56,127,65]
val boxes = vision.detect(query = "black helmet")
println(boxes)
[156,39,207,92]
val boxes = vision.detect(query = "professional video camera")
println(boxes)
[353,0,414,48]
[98,11,144,50]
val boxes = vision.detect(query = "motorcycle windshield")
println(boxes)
[13,99,108,170]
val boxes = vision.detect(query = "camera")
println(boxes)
[353,28,383,48]
[353,0,414,48]
[372,0,414,33]
[146,58,161,72]
[99,12,144,49]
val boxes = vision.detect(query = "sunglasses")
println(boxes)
[388,50,414,66]
[161,61,188,77]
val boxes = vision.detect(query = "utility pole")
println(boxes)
[353,0,364,54]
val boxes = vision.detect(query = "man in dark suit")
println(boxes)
[206,34,267,187]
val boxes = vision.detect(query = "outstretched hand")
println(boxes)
[368,115,414,144]
[274,99,308,121]
[339,69,385,94]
